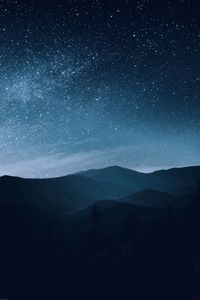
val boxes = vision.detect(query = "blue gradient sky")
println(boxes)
[0,0,199,177]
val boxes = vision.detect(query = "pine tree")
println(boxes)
[121,211,141,258]
[88,205,103,255]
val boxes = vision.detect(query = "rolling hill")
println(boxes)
[0,165,199,218]
[79,165,200,196]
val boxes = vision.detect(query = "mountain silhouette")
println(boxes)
[0,166,200,299]
[0,165,199,216]
[79,165,200,196]
[121,189,177,207]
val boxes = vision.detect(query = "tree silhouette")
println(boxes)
[184,187,200,277]
[196,182,200,193]
[121,211,141,258]
[87,205,104,256]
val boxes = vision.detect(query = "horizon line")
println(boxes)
[0,164,199,180]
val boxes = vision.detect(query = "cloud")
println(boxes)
[0,142,199,178]
[0,148,125,178]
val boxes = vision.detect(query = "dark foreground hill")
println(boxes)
[121,189,177,207]
[1,190,199,300]
[0,166,200,299]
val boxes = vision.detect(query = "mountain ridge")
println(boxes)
[0,165,199,215]
[1,164,200,180]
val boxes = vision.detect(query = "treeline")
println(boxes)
[0,188,200,299]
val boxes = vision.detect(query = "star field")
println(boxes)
[0,0,199,177]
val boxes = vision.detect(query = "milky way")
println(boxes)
[0,0,199,177]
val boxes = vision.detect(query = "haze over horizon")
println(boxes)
[0,1,199,178]
[0,163,199,179]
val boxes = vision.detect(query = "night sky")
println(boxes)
[0,0,199,177]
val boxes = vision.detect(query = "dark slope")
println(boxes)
[0,165,199,220]
[0,173,130,215]
[68,200,167,238]
[80,165,200,195]
[151,166,200,194]
[78,165,141,186]
[167,185,198,196]
[118,189,192,221]
[78,165,157,194]
[0,168,199,300]
[121,189,177,207]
